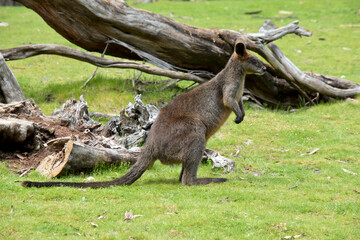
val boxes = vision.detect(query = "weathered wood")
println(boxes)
[0,118,35,147]
[0,0,22,6]
[259,21,360,98]
[0,98,44,116]
[0,44,207,83]
[51,95,101,131]
[204,149,235,173]
[36,140,140,178]
[0,53,25,103]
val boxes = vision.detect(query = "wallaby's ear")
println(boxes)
[235,41,246,57]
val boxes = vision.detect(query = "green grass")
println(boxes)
[0,0,359,239]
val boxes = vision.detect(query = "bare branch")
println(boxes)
[81,41,110,88]
[247,20,312,43]
[268,43,360,98]
[0,44,207,84]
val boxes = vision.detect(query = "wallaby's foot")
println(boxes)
[182,177,227,186]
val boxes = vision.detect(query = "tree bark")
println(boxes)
[36,140,140,178]
[10,0,360,107]
[0,53,25,103]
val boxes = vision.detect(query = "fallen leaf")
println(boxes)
[90,222,98,228]
[300,148,320,156]
[244,139,253,145]
[274,222,287,231]
[343,168,357,175]
[279,10,293,15]
[282,234,304,239]
[0,22,9,27]
[164,212,179,215]
[170,229,183,235]
[84,176,95,182]
[308,148,320,155]
[124,210,143,221]
[244,165,252,170]
[249,171,261,177]
[218,197,237,203]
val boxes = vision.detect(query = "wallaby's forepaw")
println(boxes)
[234,116,244,124]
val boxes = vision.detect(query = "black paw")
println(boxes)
[234,116,243,124]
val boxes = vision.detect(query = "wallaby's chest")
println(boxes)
[235,81,245,102]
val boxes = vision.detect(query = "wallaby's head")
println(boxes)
[234,40,266,75]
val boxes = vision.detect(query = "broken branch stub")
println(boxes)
[0,53,25,103]
[51,96,101,132]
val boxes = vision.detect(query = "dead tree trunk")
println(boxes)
[10,0,360,107]
[0,53,25,103]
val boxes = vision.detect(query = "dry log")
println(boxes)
[0,118,36,149]
[36,140,140,178]
[0,53,25,103]
[0,99,45,150]
[0,98,44,116]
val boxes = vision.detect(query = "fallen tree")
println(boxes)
[3,0,358,107]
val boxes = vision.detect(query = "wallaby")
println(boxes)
[22,40,266,188]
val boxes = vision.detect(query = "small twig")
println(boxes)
[288,185,298,190]
[19,167,34,177]
[305,92,320,106]
[252,15,297,19]
[156,79,180,92]
[133,71,142,88]
[81,41,109,88]
[244,10,262,15]
[137,78,175,85]
[169,12,193,20]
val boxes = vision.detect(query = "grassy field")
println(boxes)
[1,0,359,239]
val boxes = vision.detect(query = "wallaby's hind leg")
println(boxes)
[180,139,227,186]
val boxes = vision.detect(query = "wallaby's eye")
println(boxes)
[250,58,259,65]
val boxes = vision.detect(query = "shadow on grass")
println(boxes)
[142,178,180,186]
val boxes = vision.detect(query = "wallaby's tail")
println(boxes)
[22,151,154,188]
